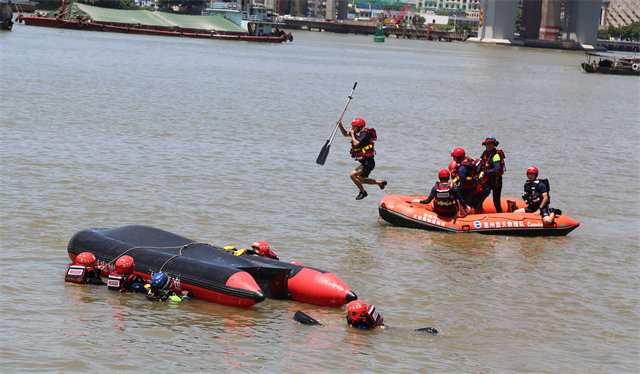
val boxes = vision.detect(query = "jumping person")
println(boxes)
[107,255,147,293]
[338,118,387,200]
[478,136,506,213]
[146,273,190,302]
[345,300,386,330]
[65,252,106,285]
[412,169,470,217]
[450,148,484,213]
[514,166,561,224]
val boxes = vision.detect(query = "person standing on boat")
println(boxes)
[65,252,106,285]
[514,166,561,224]
[412,169,470,218]
[477,136,506,213]
[450,148,483,213]
[107,255,147,293]
[337,118,387,200]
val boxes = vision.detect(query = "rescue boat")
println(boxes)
[67,225,357,308]
[378,195,579,236]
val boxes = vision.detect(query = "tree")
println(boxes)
[456,22,472,33]
[515,9,521,33]
[414,14,425,27]
[436,10,450,16]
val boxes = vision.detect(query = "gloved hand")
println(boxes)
[412,199,421,203]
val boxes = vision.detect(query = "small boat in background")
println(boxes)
[17,0,292,43]
[581,52,640,76]
[68,226,357,308]
[378,195,580,236]
[10,1,38,13]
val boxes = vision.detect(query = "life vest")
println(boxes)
[433,182,457,215]
[456,157,478,189]
[65,264,89,284]
[523,179,550,207]
[108,272,144,292]
[350,127,376,161]
[480,149,506,177]
[348,304,385,330]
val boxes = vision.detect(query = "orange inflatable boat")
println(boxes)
[378,195,579,236]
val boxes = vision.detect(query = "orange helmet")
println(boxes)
[451,148,465,158]
[346,300,367,321]
[438,169,450,179]
[351,118,366,128]
[448,160,457,172]
[76,252,96,267]
[251,241,270,257]
[115,255,135,274]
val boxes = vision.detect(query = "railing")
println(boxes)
[211,2,239,10]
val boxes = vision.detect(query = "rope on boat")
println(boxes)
[107,242,213,273]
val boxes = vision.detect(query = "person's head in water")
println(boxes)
[149,273,171,293]
[345,300,385,329]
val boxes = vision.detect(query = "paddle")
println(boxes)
[293,310,323,325]
[315,82,358,165]
[292,311,438,333]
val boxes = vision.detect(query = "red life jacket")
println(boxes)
[433,182,457,215]
[350,127,376,160]
[480,149,506,184]
[65,264,98,284]
[108,272,143,292]
[458,157,478,190]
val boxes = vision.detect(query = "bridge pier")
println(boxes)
[467,0,522,45]
[562,0,602,48]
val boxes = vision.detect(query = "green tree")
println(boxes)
[436,9,450,16]
[456,22,472,33]
[414,14,425,27]
[515,9,521,33]
[598,28,609,40]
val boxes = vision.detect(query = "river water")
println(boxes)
[1,24,638,373]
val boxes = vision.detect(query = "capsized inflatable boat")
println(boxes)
[378,195,579,236]
[67,225,357,307]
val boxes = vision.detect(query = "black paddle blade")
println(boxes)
[415,327,438,334]
[293,310,323,326]
[316,141,330,165]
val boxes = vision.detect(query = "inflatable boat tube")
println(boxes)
[67,226,357,307]
[379,195,579,236]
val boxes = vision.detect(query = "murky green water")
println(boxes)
[1,24,638,373]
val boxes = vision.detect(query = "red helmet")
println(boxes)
[448,160,457,172]
[115,255,135,274]
[351,118,366,128]
[451,148,465,158]
[527,166,539,175]
[346,300,367,321]
[76,252,96,267]
[438,169,450,179]
[251,241,270,257]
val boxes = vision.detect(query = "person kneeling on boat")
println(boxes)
[65,252,106,285]
[514,166,562,225]
[107,255,147,293]
[346,300,386,330]
[412,169,470,218]
[146,273,190,302]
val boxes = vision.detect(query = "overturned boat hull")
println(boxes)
[67,225,356,307]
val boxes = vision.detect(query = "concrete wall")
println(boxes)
[539,0,561,40]
[562,0,602,47]
[326,0,336,20]
[520,0,542,39]
[478,0,519,42]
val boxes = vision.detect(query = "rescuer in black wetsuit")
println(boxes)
[65,252,105,285]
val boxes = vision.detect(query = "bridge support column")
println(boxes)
[467,0,522,45]
[337,0,349,20]
[520,0,542,39]
[326,0,336,20]
[561,0,601,48]
[539,0,561,40]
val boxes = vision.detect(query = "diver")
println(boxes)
[107,255,147,293]
[146,273,190,302]
[412,169,470,218]
[337,118,387,200]
[65,252,106,285]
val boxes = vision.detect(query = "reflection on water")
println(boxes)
[1,24,638,373]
